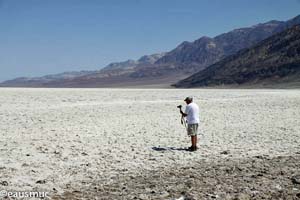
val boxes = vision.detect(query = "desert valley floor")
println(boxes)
[0,88,300,199]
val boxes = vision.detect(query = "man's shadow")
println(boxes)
[152,146,189,152]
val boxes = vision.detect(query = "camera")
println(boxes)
[177,105,182,109]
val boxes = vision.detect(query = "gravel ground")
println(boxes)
[0,88,299,199]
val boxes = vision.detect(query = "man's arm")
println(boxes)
[180,108,188,117]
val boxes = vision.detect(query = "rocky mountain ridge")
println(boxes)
[1,15,299,87]
[174,25,300,88]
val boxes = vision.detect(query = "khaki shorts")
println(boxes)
[187,124,199,136]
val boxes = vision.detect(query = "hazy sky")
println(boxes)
[0,0,299,81]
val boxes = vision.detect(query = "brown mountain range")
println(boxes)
[174,25,300,88]
[1,15,300,87]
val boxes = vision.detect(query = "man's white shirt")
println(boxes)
[185,102,200,124]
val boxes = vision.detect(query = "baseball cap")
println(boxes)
[184,96,193,101]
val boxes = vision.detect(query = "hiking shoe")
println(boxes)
[188,146,198,151]
[188,146,198,149]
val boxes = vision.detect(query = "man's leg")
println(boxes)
[191,135,197,147]
[191,135,197,150]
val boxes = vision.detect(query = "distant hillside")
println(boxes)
[0,71,98,87]
[96,53,166,78]
[1,15,300,88]
[101,14,300,81]
[135,15,300,78]
[0,53,165,87]
[174,25,300,88]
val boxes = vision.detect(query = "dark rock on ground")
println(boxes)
[220,150,230,155]
[36,180,46,184]
[0,181,8,186]
[292,175,300,184]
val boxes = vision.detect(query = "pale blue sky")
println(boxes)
[0,0,299,81]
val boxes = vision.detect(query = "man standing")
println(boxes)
[180,96,200,151]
